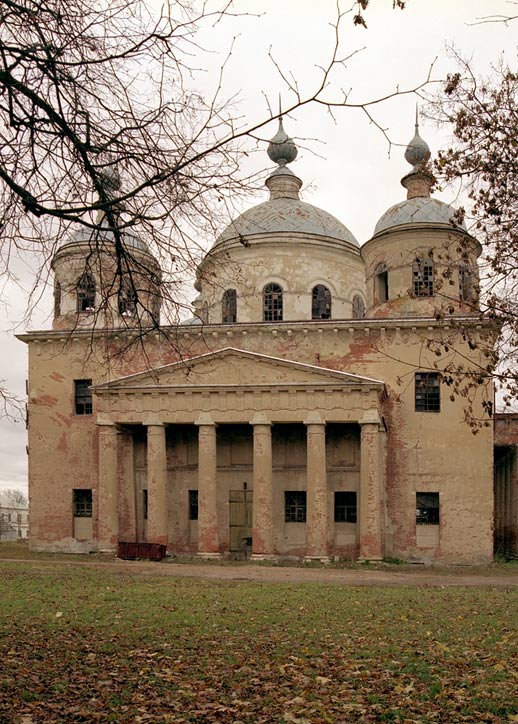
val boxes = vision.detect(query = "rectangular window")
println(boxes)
[73,489,92,517]
[188,490,198,520]
[74,379,92,415]
[334,491,357,523]
[416,492,440,525]
[143,489,148,520]
[284,491,307,523]
[415,372,440,412]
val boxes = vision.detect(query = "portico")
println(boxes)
[93,348,386,561]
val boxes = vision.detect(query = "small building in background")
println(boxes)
[0,493,29,541]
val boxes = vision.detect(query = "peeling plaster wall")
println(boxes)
[24,318,494,563]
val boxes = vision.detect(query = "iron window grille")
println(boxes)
[189,490,198,520]
[311,285,332,320]
[284,491,307,522]
[334,491,357,523]
[413,258,434,297]
[415,372,440,412]
[222,289,237,324]
[263,283,283,322]
[73,489,92,517]
[352,295,365,319]
[77,272,96,312]
[118,283,138,317]
[416,492,440,525]
[74,379,93,415]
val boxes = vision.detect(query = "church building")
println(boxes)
[20,119,505,564]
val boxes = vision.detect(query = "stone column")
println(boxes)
[359,411,383,561]
[97,420,119,552]
[250,413,274,559]
[146,422,169,546]
[196,413,220,557]
[305,413,329,562]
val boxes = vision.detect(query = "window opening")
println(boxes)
[118,282,137,317]
[311,285,332,320]
[375,263,389,302]
[416,492,440,525]
[73,489,92,517]
[77,272,96,312]
[413,258,434,297]
[352,295,365,319]
[415,372,440,412]
[143,489,148,520]
[222,289,237,324]
[74,379,93,415]
[54,281,61,317]
[334,491,357,522]
[189,490,198,520]
[459,263,472,302]
[263,283,283,322]
[284,491,306,522]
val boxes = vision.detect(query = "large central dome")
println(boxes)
[215,195,359,248]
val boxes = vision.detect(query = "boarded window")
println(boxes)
[375,263,389,303]
[311,285,332,320]
[413,258,434,297]
[222,289,237,324]
[74,379,92,415]
[54,281,61,317]
[415,372,440,412]
[73,489,92,517]
[77,273,96,312]
[118,282,137,317]
[189,490,198,520]
[284,491,306,522]
[263,283,283,321]
[352,295,365,319]
[334,491,357,522]
[416,492,439,525]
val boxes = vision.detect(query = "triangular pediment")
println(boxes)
[94,348,384,390]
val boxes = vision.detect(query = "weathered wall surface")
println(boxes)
[23,316,494,563]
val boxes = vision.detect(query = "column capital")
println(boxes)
[142,416,164,427]
[195,412,216,427]
[304,411,325,426]
[360,410,380,426]
[96,416,117,427]
[250,412,271,426]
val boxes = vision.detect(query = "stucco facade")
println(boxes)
[19,120,498,563]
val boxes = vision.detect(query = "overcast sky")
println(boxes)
[0,0,516,495]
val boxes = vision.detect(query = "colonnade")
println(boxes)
[97,411,384,560]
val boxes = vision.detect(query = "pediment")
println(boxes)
[94,348,384,391]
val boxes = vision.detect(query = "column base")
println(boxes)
[250,553,276,561]
[358,557,383,563]
[197,552,222,560]
[99,546,117,554]
[304,555,331,564]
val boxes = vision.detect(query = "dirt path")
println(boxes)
[2,556,518,587]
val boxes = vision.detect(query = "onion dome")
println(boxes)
[373,116,466,236]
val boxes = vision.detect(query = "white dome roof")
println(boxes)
[216,197,359,248]
[374,197,466,236]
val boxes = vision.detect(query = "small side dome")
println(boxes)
[374,197,466,236]
[60,220,150,254]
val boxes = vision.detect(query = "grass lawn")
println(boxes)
[0,562,517,724]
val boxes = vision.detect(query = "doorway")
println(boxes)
[229,488,253,559]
